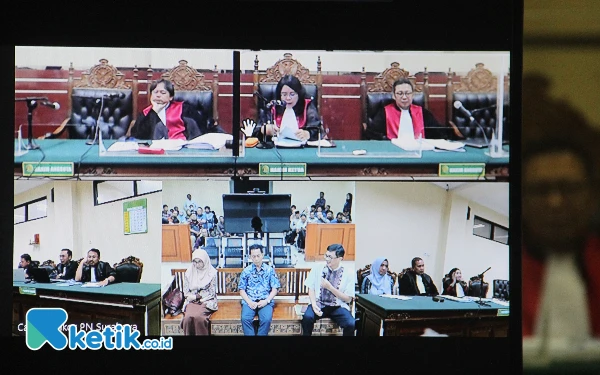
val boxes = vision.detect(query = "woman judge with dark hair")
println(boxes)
[253,74,323,142]
[442,268,468,297]
[130,79,225,140]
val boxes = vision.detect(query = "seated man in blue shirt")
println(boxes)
[239,244,280,336]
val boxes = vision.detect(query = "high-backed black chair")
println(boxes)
[493,279,510,301]
[113,256,143,283]
[468,279,490,298]
[148,60,220,127]
[360,62,429,140]
[253,53,322,125]
[44,59,139,140]
[446,63,510,145]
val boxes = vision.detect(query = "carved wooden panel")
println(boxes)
[257,53,319,84]
[73,59,131,89]
[366,62,423,93]
[453,63,498,93]
[161,60,212,92]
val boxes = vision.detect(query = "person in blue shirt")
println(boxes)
[239,244,280,335]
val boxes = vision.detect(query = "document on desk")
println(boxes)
[423,139,466,151]
[185,133,233,150]
[273,137,305,148]
[378,294,412,300]
[278,126,303,141]
[150,139,186,151]
[441,295,472,302]
[491,298,510,307]
[391,137,435,151]
[106,141,140,152]
[80,282,104,288]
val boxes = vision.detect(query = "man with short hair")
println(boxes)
[302,244,356,336]
[54,248,78,280]
[239,244,280,336]
[75,248,116,286]
[19,253,36,279]
[365,78,450,140]
[399,257,439,296]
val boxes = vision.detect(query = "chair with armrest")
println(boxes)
[40,260,56,276]
[43,59,139,140]
[493,279,510,301]
[468,277,490,298]
[147,60,220,132]
[360,62,429,140]
[446,63,510,144]
[113,255,143,283]
[253,53,322,126]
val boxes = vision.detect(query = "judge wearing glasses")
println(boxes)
[364,78,450,140]
[301,244,356,336]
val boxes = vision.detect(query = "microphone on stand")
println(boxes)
[454,100,489,146]
[266,100,284,109]
[39,101,60,110]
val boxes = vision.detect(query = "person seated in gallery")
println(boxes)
[130,79,225,140]
[362,257,393,295]
[252,74,324,142]
[75,248,116,286]
[364,78,450,140]
[181,249,218,336]
[441,267,468,297]
[53,248,78,280]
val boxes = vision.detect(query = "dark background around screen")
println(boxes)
[6,0,522,372]
[223,194,291,233]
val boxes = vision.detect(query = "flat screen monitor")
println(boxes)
[222,194,291,234]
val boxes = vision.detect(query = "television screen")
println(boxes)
[222,194,291,233]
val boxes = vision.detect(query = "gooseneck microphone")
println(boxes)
[39,101,60,110]
[453,100,489,146]
[266,100,284,108]
[453,100,474,122]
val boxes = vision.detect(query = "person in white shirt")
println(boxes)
[301,244,355,336]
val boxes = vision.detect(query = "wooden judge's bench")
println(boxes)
[304,223,355,262]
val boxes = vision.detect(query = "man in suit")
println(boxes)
[75,248,116,286]
[399,257,439,296]
[19,253,36,279]
[53,248,78,280]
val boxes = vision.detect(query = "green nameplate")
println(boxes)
[497,308,510,316]
[23,162,74,177]
[19,286,36,296]
[259,163,307,177]
[438,163,485,177]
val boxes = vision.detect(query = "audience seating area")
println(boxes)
[161,267,347,336]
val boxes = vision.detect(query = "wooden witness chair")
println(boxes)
[253,53,323,123]
[446,62,510,143]
[145,60,220,131]
[43,59,139,140]
[161,267,348,336]
[360,62,430,139]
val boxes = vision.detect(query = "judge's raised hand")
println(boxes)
[242,119,256,137]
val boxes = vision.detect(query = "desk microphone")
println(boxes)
[104,93,125,99]
[453,101,475,122]
[40,101,60,110]
[266,100,284,108]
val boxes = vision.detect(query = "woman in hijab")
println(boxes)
[180,249,218,335]
[442,267,468,297]
[362,257,393,295]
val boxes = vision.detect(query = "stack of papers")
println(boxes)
[391,137,465,152]
[491,298,510,306]
[272,137,305,148]
[440,295,472,303]
[148,133,234,151]
[106,141,140,152]
[307,139,333,147]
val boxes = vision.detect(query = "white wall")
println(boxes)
[15,46,510,75]
[14,180,162,284]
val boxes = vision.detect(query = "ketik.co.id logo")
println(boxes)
[25,308,173,350]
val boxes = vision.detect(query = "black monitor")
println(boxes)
[27,267,51,283]
[222,194,291,234]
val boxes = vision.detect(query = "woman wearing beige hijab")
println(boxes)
[181,249,218,335]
